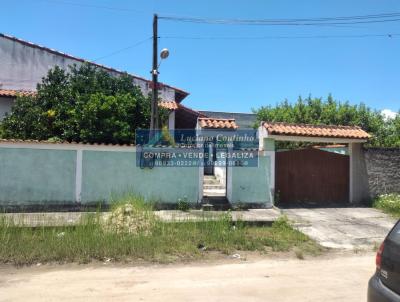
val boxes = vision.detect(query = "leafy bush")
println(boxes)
[1,64,168,144]
[255,95,400,148]
[177,197,190,211]
[373,193,400,217]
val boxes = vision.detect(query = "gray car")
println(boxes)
[368,220,400,302]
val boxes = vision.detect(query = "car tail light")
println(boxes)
[376,242,385,270]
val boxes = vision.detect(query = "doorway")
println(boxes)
[203,142,227,198]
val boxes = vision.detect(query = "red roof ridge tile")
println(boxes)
[263,121,362,130]
[198,117,238,129]
[198,117,236,121]
[262,121,370,139]
[158,101,206,117]
[0,138,135,147]
[0,89,36,97]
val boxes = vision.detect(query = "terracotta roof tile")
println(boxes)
[0,138,134,147]
[0,89,36,97]
[262,122,370,139]
[158,101,206,117]
[198,118,238,129]
[159,100,179,110]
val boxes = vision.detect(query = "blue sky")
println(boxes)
[1,0,400,113]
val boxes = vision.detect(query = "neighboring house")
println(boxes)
[0,89,35,120]
[0,33,188,120]
[0,33,252,131]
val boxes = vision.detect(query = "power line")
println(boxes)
[161,33,400,40]
[33,2,400,27]
[159,12,400,26]
[93,37,151,62]
[161,11,400,22]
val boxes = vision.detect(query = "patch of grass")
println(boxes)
[0,202,322,265]
[109,194,153,212]
[373,193,400,218]
[176,197,190,212]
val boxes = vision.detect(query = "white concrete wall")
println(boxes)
[214,166,226,186]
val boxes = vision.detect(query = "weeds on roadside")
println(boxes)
[0,197,322,265]
[373,193,400,218]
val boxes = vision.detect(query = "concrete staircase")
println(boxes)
[203,175,226,197]
[202,175,230,210]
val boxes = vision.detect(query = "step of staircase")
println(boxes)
[204,175,223,184]
[203,184,225,190]
[203,190,226,197]
[203,180,221,186]
[204,180,221,185]
[201,196,230,211]
[203,175,226,197]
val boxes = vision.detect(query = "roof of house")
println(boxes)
[198,118,238,129]
[0,33,189,102]
[262,122,371,139]
[159,101,207,117]
[198,110,257,128]
[0,89,36,97]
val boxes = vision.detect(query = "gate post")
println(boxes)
[349,142,369,204]
[260,138,275,204]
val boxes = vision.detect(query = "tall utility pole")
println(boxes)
[150,14,159,132]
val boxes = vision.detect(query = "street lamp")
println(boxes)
[160,48,169,60]
[150,47,169,136]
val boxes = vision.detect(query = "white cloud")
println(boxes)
[381,109,398,121]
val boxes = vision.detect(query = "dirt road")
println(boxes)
[0,253,375,302]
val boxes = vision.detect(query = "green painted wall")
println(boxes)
[231,155,271,206]
[0,147,273,207]
[0,148,76,205]
[81,150,199,204]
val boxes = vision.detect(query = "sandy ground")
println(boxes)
[0,252,376,302]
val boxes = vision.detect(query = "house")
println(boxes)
[160,96,372,206]
[0,33,379,209]
[0,33,253,132]
[0,33,188,120]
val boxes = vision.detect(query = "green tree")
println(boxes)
[254,94,399,147]
[1,64,166,144]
